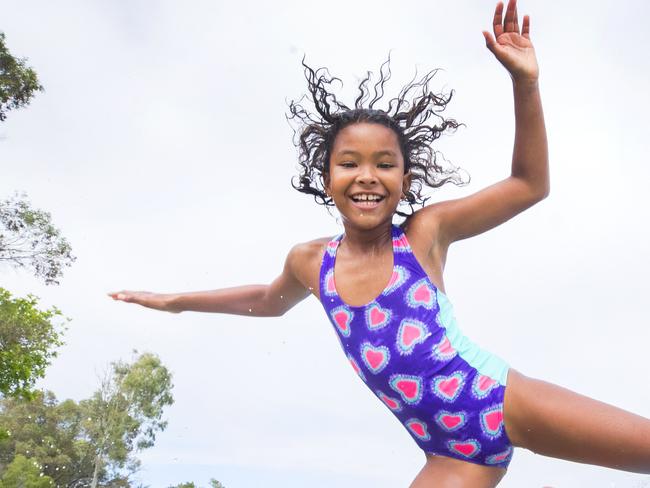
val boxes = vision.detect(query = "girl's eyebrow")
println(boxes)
[337,149,397,157]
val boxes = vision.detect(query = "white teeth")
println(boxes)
[351,194,382,201]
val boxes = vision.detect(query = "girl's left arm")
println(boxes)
[415,0,548,246]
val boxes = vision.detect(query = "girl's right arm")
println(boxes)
[107,243,312,317]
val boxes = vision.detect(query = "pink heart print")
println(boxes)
[330,306,353,337]
[377,391,402,411]
[366,303,390,330]
[390,374,423,404]
[486,447,513,465]
[397,319,430,355]
[402,324,421,347]
[365,349,385,370]
[413,284,431,303]
[406,279,436,309]
[480,404,504,438]
[449,439,480,457]
[361,343,390,374]
[405,418,430,440]
[433,335,456,361]
[441,414,462,429]
[432,371,466,402]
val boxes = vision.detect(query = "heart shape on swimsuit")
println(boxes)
[330,305,353,338]
[405,418,431,441]
[383,265,409,295]
[485,446,513,465]
[406,279,436,309]
[431,335,457,361]
[360,343,390,374]
[472,374,498,399]
[389,374,423,405]
[432,371,466,402]
[377,390,402,412]
[347,354,366,382]
[434,410,467,432]
[366,303,391,330]
[324,269,336,296]
[447,439,480,458]
[397,319,430,355]
[480,404,504,439]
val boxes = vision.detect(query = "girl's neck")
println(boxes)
[339,221,393,256]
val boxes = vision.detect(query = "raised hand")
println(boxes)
[107,290,180,313]
[483,0,539,83]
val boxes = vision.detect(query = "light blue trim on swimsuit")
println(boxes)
[436,289,510,386]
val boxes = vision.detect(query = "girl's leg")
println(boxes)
[409,453,507,488]
[504,368,650,473]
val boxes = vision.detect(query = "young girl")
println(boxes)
[109,1,650,486]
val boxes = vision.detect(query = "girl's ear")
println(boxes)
[324,174,331,196]
[402,171,413,196]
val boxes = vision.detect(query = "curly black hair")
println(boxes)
[286,53,469,219]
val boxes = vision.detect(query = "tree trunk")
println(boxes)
[90,454,102,488]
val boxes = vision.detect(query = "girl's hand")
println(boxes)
[107,290,180,313]
[483,0,539,83]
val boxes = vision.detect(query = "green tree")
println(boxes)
[0,289,67,400]
[0,192,76,286]
[0,390,93,486]
[80,352,174,488]
[0,353,174,485]
[0,454,53,488]
[0,32,43,122]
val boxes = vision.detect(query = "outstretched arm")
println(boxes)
[414,0,548,246]
[108,244,311,317]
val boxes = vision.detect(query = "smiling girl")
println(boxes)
[109,1,650,486]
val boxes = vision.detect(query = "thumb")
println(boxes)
[482,31,497,54]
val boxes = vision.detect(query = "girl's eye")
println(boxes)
[341,162,356,168]
[378,163,394,168]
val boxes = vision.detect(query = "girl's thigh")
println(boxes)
[409,454,507,488]
[503,368,650,473]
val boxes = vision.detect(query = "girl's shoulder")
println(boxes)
[286,235,337,295]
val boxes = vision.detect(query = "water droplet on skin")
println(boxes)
[280,295,283,299]
[248,308,252,312]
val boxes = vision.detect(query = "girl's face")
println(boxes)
[325,122,411,229]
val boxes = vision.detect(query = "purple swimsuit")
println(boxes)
[319,223,514,468]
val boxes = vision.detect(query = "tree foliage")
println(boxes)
[0,288,67,400]
[0,454,53,488]
[0,32,43,122]
[0,353,174,487]
[0,192,76,286]
[80,352,174,488]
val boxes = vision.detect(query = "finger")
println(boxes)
[492,2,504,38]
[514,2,520,33]
[522,14,531,39]
[108,291,130,301]
[482,31,498,55]
[504,0,517,32]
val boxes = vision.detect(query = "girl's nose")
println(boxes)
[356,165,377,184]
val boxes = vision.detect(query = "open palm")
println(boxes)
[483,0,539,82]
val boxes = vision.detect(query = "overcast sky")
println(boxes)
[2,0,650,486]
